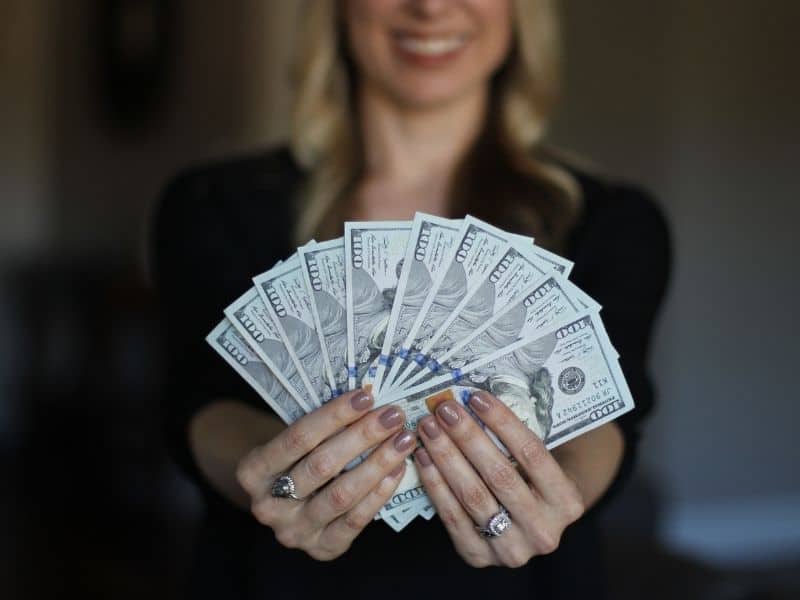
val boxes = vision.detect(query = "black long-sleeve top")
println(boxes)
[151,147,671,599]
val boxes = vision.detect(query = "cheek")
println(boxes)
[471,0,513,72]
[342,0,398,79]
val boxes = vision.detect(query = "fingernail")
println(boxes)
[394,430,416,451]
[379,406,403,429]
[420,417,440,439]
[437,402,461,427]
[468,393,492,413]
[415,448,433,467]
[351,391,373,411]
[388,463,405,478]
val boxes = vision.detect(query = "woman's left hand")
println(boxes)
[414,390,586,568]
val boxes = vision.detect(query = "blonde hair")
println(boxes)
[289,0,580,248]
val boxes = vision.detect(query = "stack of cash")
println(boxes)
[207,213,634,531]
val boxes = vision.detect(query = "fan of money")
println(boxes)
[207,213,633,531]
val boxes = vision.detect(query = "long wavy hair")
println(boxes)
[289,0,581,250]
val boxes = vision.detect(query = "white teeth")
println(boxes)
[396,36,465,56]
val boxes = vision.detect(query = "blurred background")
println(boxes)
[2,1,798,598]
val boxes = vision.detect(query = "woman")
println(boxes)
[152,1,670,598]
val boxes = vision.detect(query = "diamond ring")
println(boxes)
[476,506,512,538]
[271,473,303,500]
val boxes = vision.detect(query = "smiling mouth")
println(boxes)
[394,34,468,57]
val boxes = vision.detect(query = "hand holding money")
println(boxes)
[235,388,416,560]
[413,390,584,567]
[209,212,634,536]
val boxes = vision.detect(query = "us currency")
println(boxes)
[371,213,461,394]
[298,238,348,397]
[403,272,582,390]
[393,241,555,390]
[382,309,634,497]
[224,287,316,413]
[530,245,574,277]
[344,221,412,391]
[380,217,514,394]
[381,216,514,396]
[254,255,332,406]
[206,319,306,424]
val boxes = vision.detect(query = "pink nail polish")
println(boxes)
[394,430,415,451]
[379,406,403,429]
[421,417,440,439]
[415,448,433,467]
[468,393,492,413]
[351,392,373,411]
[437,402,460,426]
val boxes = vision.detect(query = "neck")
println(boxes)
[358,86,488,186]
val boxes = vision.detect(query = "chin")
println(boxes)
[388,78,483,111]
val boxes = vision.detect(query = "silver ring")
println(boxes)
[476,506,512,538]
[271,473,303,500]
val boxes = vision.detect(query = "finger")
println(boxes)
[317,460,408,558]
[467,390,576,506]
[413,448,496,568]
[304,428,417,526]
[432,399,540,530]
[417,415,501,528]
[237,388,374,497]
[286,404,406,499]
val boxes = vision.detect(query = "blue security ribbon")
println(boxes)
[450,368,463,381]
[427,359,440,373]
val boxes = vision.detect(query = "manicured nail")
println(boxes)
[351,391,373,411]
[420,417,440,439]
[415,448,433,467]
[468,392,492,413]
[379,406,403,429]
[394,430,415,451]
[437,402,461,426]
[388,462,405,478]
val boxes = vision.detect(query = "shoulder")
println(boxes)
[152,146,305,244]
[150,146,305,270]
[577,168,668,240]
[156,145,304,223]
[562,163,672,273]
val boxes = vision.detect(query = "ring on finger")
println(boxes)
[271,473,308,501]
[475,505,513,538]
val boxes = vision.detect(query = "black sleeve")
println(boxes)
[568,181,672,509]
[150,167,278,502]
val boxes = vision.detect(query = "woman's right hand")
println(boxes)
[236,388,415,561]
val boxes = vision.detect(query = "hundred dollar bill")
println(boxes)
[254,254,332,407]
[381,216,514,397]
[382,310,634,498]
[393,241,556,390]
[530,245,574,277]
[298,238,348,397]
[371,213,461,394]
[404,271,583,389]
[224,287,316,412]
[206,319,306,424]
[344,221,412,391]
